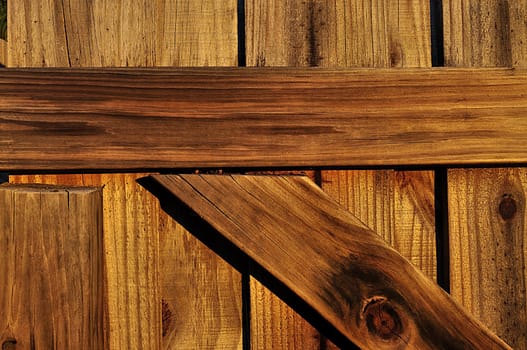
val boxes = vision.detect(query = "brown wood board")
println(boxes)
[246,2,435,348]
[0,184,105,349]
[322,170,437,279]
[2,68,527,171]
[7,0,242,348]
[151,174,511,350]
[7,0,237,68]
[448,169,527,349]
[443,2,527,348]
[8,174,165,349]
[443,1,527,68]
[0,39,6,66]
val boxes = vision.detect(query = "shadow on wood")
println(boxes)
[138,176,359,349]
[143,174,511,350]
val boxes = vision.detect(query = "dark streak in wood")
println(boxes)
[162,299,173,337]
[307,1,320,67]
[1,118,104,136]
[1,68,527,171]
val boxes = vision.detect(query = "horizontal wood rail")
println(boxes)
[1,68,527,171]
[151,174,511,349]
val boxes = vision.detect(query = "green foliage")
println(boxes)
[0,0,6,40]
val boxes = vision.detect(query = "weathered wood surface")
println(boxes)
[0,184,105,349]
[0,39,6,66]
[151,1,244,349]
[8,1,242,349]
[448,169,527,349]
[7,0,237,68]
[443,1,527,68]
[246,1,325,346]
[246,0,430,68]
[246,2,435,348]
[444,2,527,348]
[322,170,436,279]
[2,68,527,171]
[9,174,163,349]
[151,174,511,350]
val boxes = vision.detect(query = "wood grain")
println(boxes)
[249,278,321,349]
[246,4,435,348]
[8,0,237,67]
[0,184,105,349]
[312,0,437,286]
[10,174,243,350]
[155,0,237,66]
[322,170,436,280]
[0,39,6,66]
[2,68,527,171]
[8,1,243,348]
[246,1,326,346]
[153,2,243,349]
[444,1,527,68]
[448,169,527,349]
[159,213,243,349]
[9,174,162,350]
[443,2,527,348]
[508,2,527,68]
[152,174,511,350]
[246,0,430,68]
[8,1,164,348]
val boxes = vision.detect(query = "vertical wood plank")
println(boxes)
[155,0,238,66]
[0,185,105,349]
[8,1,69,67]
[393,171,436,280]
[9,1,238,67]
[448,169,526,349]
[246,2,323,348]
[247,0,430,68]
[155,1,242,349]
[443,2,527,348]
[9,174,162,350]
[316,0,437,295]
[443,0,512,67]
[159,212,242,349]
[8,1,241,349]
[508,2,527,68]
[0,39,6,65]
[249,277,321,349]
[246,2,434,349]
[321,170,437,280]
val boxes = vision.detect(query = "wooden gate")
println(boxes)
[1,1,526,349]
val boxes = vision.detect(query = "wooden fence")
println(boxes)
[1,1,526,349]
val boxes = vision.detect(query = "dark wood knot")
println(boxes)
[499,194,517,221]
[363,298,402,341]
[2,339,17,350]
